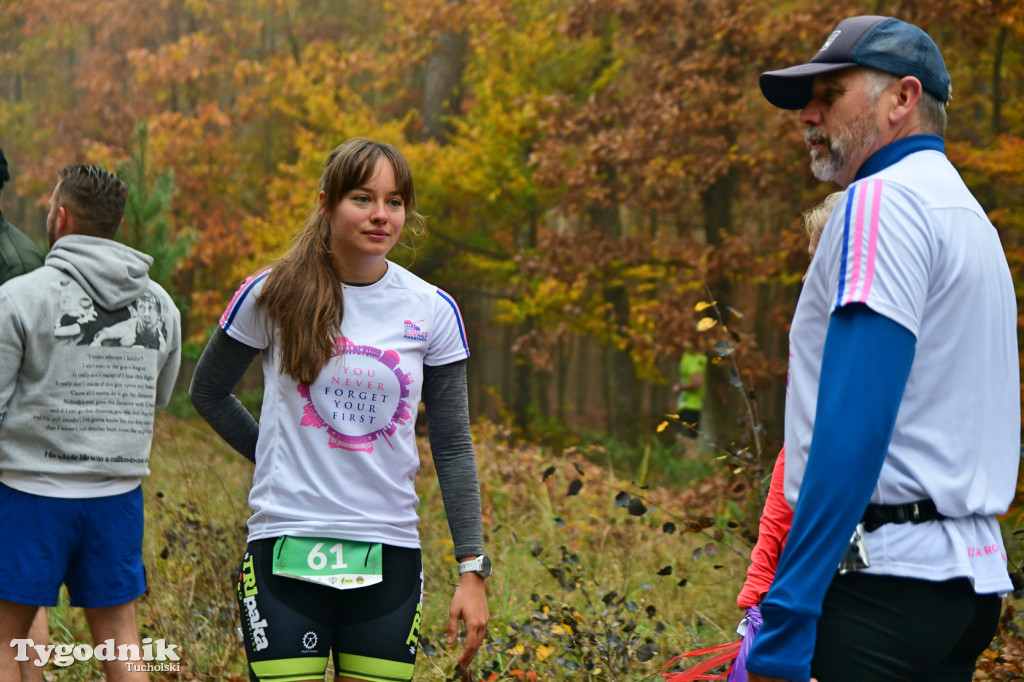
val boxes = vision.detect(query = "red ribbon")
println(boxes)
[661,640,742,681]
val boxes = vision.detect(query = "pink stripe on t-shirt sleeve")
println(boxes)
[859,180,883,302]
[219,270,269,329]
[842,180,883,305]
[844,187,867,303]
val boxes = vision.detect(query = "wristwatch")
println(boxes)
[457,555,492,578]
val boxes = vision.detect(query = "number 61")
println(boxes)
[307,542,348,570]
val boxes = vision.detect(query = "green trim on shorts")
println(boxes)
[337,652,415,682]
[250,656,329,682]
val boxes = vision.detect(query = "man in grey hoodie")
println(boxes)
[0,165,181,681]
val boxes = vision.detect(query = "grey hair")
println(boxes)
[862,67,946,137]
[917,90,947,136]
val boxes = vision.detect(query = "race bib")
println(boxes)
[272,536,383,591]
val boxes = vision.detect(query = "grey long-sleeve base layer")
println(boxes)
[188,327,484,558]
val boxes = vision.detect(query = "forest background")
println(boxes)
[2,0,1024,679]
[4,0,1024,452]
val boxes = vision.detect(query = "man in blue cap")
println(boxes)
[748,16,1020,682]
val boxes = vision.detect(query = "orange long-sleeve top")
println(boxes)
[737,446,793,608]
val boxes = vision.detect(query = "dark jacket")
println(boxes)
[0,210,44,284]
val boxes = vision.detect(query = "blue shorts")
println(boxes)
[0,482,146,608]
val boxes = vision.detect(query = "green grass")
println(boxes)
[29,413,1024,680]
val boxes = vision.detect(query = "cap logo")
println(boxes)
[819,30,841,52]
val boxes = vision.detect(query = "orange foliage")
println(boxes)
[0,0,1022,445]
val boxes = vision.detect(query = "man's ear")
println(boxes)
[55,206,71,239]
[890,76,923,125]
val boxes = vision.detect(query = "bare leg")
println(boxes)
[19,608,47,682]
[0,600,40,682]
[83,602,148,682]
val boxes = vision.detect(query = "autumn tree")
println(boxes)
[2,0,1023,454]
[383,0,616,437]
[523,0,861,450]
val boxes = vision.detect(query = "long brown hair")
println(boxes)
[256,138,424,384]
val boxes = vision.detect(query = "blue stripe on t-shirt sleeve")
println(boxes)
[221,271,269,332]
[435,288,469,355]
[835,189,857,310]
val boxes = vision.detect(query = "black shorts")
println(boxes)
[812,572,1001,682]
[237,538,423,682]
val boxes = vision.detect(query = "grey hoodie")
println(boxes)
[0,234,181,478]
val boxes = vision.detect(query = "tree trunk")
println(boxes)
[511,212,540,433]
[512,326,532,432]
[992,24,1006,136]
[604,282,641,443]
[751,279,792,445]
[588,194,641,443]
[698,169,749,455]
[421,29,467,143]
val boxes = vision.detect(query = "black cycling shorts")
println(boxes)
[237,538,423,682]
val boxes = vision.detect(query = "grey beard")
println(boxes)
[810,143,844,182]
[806,120,879,184]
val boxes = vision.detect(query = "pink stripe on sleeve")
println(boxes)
[843,186,868,304]
[841,180,883,305]
[219,270,269,329]
[859,180,883,302]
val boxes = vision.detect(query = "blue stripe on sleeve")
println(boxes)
[435,289,469,355]
[221,271,269,331]
[834,189,857,310]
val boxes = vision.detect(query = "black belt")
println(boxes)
[861,499,945,533]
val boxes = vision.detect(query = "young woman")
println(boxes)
[190,138,489,682]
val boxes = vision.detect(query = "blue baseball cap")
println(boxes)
[760,15,951,110]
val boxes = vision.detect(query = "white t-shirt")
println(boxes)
[785,147,1020,593]
[220,261,470,547]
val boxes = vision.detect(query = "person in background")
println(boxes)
[0,165,182,681]
[0,147,44,284]
[190,137,489,682]
[0,148,48,681]
[672,350,707,439]
[747,15,1020,682]
[728,192,842,682]
[799,194,842,261]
